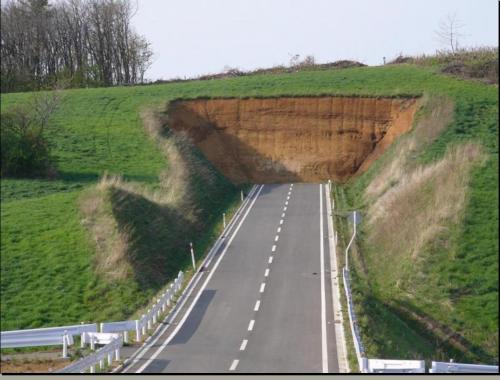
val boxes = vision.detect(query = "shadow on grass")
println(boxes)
[359,292,497,365]
[109,187,196,291]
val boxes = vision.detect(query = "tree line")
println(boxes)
[1,0,153,93]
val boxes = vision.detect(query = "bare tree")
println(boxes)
[435,13,465,54]
[1,0,153,92]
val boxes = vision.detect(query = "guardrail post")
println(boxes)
[141,315,146,336]
[107,352,113,366]
[80,332,86,348]
[115,346,120,361]
[99,358,104,370]
[135,320,141,342]
[162,297,167,312]
[90,334,95,351]
[62,331,68,358]
[147,310,152,330]
[100,323,104,333]
[90,364,95,373]
[123,330,129,344]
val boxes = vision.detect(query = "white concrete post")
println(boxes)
[189,242,196,271]
[107,352,113,366]
[141,315,146,335]
[80,332,86,348]
[99,359,105,370]
[123,330,129,344]
[162,295,167,312]
[241,190,244,202]
[115,347,120,361]
[223,213,226,228]
[90,364,95,374]
[62,332,68,358]
[153,311,157,324]
[147,311,152,330]
[135,320,141,342]
[166,289,172,306]
[90,334,95,351]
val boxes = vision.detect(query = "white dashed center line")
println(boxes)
[240,340,248,351]
[280,219,284,225]
[254,300,261,311]
[230,359,239,371]
[260,283,266,293]
[277,227,281,233]
[268,256,273,264]
[275,235,279,242]
[264,268,270,277]
[272,245,276,252]
[281,212,285,218]
[285,201,288,206]
[248,320,255,331]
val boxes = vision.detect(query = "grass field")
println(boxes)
[1,64,497,364]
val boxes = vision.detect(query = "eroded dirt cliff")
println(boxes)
[167,96,419,183]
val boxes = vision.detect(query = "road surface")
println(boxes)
[122,183,340,373]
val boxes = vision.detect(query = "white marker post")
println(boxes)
[223,213,226,228]
[189,242,196,271]
[241,190,244,202]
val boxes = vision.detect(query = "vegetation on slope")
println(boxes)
[333,80,498,363]
[1,64,497,368]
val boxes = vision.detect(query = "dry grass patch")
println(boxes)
[366,142,485,282]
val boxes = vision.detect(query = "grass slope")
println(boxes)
[1,65,497,365]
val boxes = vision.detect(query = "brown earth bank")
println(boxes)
[167,97,419,183]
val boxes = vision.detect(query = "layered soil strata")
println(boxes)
[167,97,419,183]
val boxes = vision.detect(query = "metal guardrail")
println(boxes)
[58,334,123,373]
[430,361,499,373]
[0,323,96,353]
[366,359,426,373]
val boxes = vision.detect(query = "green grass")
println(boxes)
[1,65,497,365]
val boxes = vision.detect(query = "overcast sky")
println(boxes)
[133,0,498,81]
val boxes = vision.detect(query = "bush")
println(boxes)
[1,107,52,177]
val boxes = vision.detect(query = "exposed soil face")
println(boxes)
[167,97,419,183]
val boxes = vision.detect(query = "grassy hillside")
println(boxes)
[1,64,497,365]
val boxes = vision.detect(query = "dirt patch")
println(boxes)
[167,97,419,183]
[1,358,69,373]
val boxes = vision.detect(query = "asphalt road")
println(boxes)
[123,183,339,373]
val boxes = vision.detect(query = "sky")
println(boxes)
[133,0,498,81]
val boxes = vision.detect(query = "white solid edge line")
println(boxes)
[325,182,349,373]
[229,359,239,371]
[122,185,258,372]
[320,184,329,373]
[254,300,261,311]
[260,283,266,293]
[248,320,255,331]
[240,340,248,351]
[135,185,265,373]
